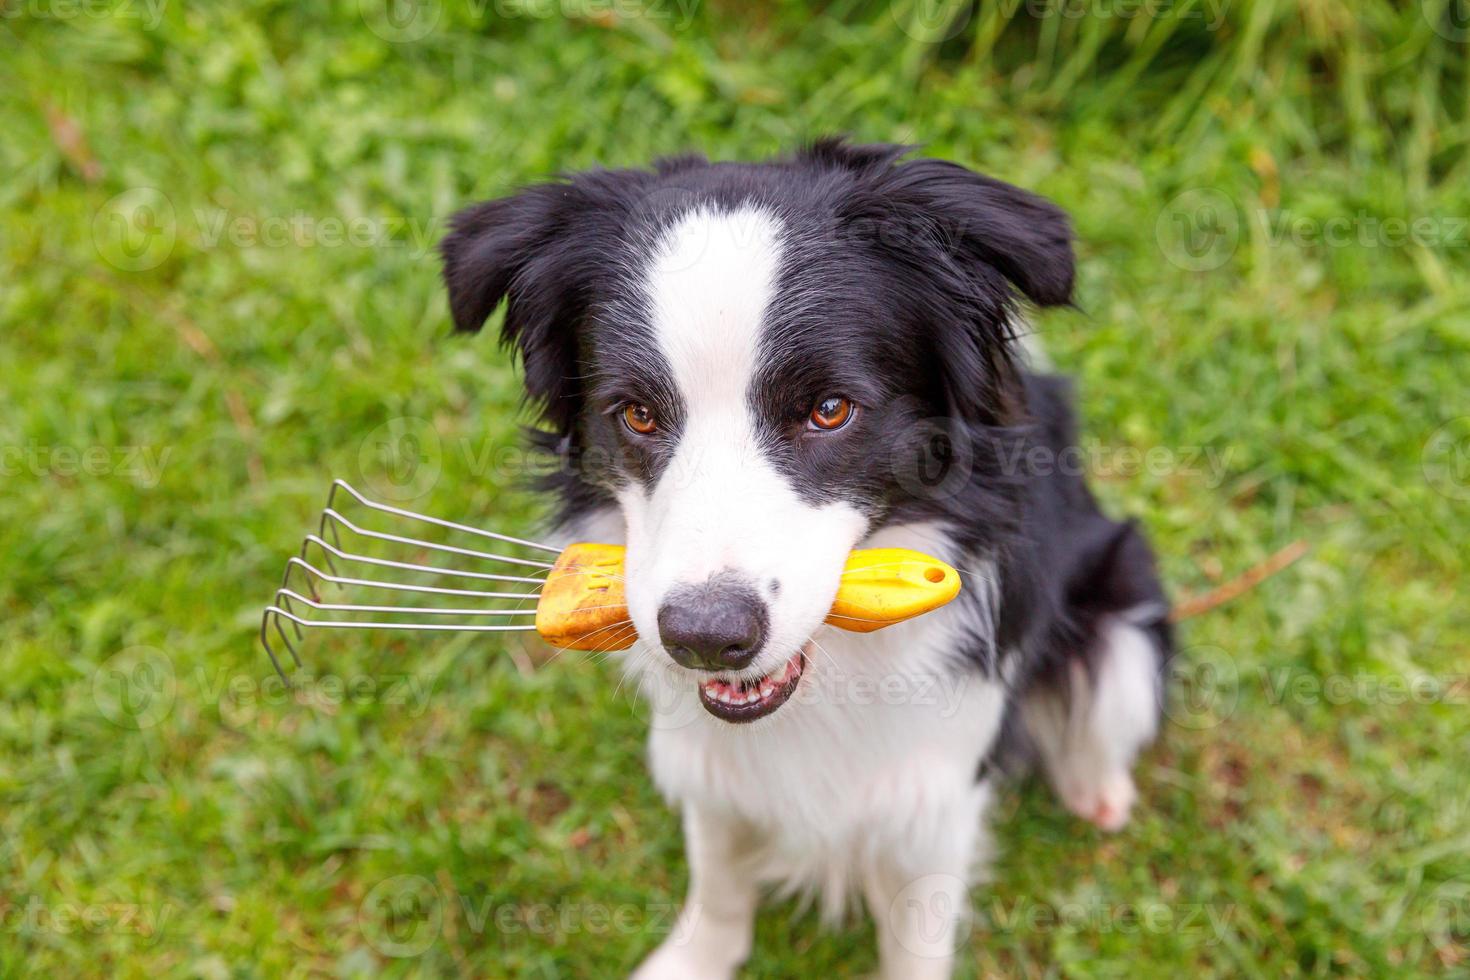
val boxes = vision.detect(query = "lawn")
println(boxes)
[2,1,1468,976]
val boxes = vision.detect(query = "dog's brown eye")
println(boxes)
[809,396,854,431]
[623,403,657,435]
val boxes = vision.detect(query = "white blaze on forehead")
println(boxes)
[645,205,784,409]
[622,203,866,679]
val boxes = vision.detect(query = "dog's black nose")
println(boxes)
[657,577,767,672]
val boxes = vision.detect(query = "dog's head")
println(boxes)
[441,140,1073,723]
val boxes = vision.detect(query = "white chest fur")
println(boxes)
[626,527,1005,921]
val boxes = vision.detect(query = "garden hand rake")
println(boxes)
[260,480,962,680]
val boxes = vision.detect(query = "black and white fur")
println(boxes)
[441,140,1172,978]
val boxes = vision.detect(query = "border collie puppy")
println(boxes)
[441,140,1172,979]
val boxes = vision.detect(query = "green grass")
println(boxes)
[3,1,1469,976]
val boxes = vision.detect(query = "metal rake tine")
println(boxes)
[298,535,550,586]
[275,589,305,643]
[272,601,304,666]
[301,530,341,579]
[319,506,344,553]
[260,610,288,682]
[284,556,545,601]
[274,587,540,618]
[327,480,563,555]
[265,605,538,633]
[277,563,307,639]
[318,508,555,571]
[259,607,301,679]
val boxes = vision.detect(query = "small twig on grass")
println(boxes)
[1170,539,1311,622]
[42,100,103,183]
[506,640,538,679]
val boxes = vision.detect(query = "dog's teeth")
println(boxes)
[760,684,774,698]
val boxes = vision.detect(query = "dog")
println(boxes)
[440,139,1172,979]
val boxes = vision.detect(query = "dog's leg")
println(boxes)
[864,863,970,980]
[631,803,759,980]
[1022,617,1163,831]
[862,784,989,980]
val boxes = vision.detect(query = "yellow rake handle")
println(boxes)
[534,544,961,651]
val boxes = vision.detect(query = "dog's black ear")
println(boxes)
[822,142,1075,423]
[440,181,600,433]
[875,156,1075,309]
[805,139,1075,307]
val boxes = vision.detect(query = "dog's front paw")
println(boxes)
[1059,769,1137,832]
[631,939,741,980]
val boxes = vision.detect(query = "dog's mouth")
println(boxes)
[696,645,808,723]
